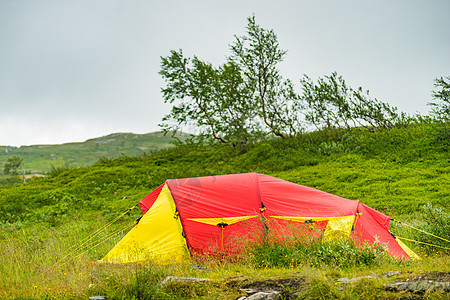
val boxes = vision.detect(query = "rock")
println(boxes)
[238,287,281,300]
[239,288,260,295]
[161,276,210,285]
[229,276,306,299]
[384,272,450,294]
[384,271,401,277]
[385,281,450,293]
[337,276,374,283]
[247,291,280,300]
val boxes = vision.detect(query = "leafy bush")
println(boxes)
[249,237,389,269]
[48,164,76,177]
[390,203,449,256]
[430,122,450,150]
[414,204,450,254]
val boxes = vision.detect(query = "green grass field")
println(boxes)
[0,121,448,299]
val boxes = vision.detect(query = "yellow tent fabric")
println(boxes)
[100,184,189,264]
[395,238,421,261]
[187,215,258,226]
[269,215,356,240]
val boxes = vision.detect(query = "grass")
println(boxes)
[0,121,448,299]
[0,222,448,299]
[1,123,448,225]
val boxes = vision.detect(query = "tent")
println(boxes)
[101,173,418,264]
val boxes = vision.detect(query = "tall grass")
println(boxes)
[0,221,448,299]
[0,219,125,299]
[0,220,217,299]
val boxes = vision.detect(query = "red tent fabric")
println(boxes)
[135,173,414,260]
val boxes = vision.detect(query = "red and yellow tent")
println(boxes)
[101,173,418,264]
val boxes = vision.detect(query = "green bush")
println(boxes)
[250,237,389,269]
[415,204,450,254]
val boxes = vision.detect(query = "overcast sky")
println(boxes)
[1,0,449,147]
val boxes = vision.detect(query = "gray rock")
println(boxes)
[247,291,280,300]
[385,281,450,293]
[384,271,402,277]
[239,288,260,295]
[161,276,210,285]
[337,276,375,283]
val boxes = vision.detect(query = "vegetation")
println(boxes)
[0,215,448,299]
[250,237,390,270]
[300,72,402,131]
[0,120,448,298]
[160,16,301,145]
[0,121,448,224]
[429,75,450,121]
[160,16,407,146]
[3,156,24,175]
[0,131,185,180]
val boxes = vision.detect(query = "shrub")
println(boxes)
[415,204,450,254]
[249,237,389,269]
[48,164,76,177]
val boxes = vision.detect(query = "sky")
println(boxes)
[1,0,449,147]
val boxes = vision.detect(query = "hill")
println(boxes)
[0,131,186,174]
[0,121,448,299]
[0,121,447,223]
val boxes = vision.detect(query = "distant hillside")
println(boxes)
[0,131,187,173]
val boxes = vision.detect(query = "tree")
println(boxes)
[159,51,262,145]
[4,156,24,175]
[229,16,301,138]
[159,16,302,145]
[300,72,400,131]
[300,73,353,130]
[429,76,450,120]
